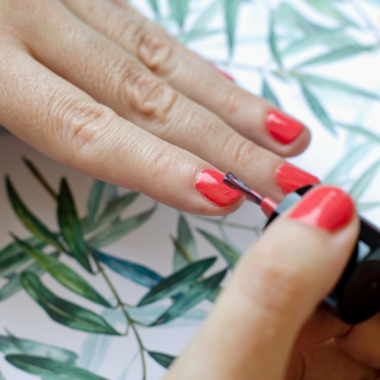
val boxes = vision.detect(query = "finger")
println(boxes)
[335,313,380,369]
[22,2,318,201]
[62,0,311,158]
[294,306,351,349]
[0,44,244,214]
[286,342,378,380]
[165,186,358,380]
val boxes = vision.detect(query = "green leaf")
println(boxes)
[337,123,380,143]
[22,157,58,200]
[0,252,30,278]
[276,3,324,35]
[180,28,224,44]
[87,205,157,248]
[6,177,63,251]
[173,214,197,271]
[139,257,217,306]
[58,179,92,272]
[15,238,110,307]
[92,248,163,288]
[283,28,347,56]
[358,201,380,213]
[294,45,375,69]
[269,10,282,68]
[87,181,105,224]
[169,0,189,29]
[324,142,374,184]
[224,0,244,58]
[349,160,380,200]
[300,82,336,135]
[197,229,240,268]
[78,334,112,373]
[0,253,58,302]
[151,269,227,326]
[301,0,357,25]
[0,369,5,380]
[84,192,140,234]
[0,334,77,364]
[146,0,159,15]
[0,236,45,262]
[6,355,108,380]
[190,0,221,31]
[147,351,175,369]
[21,272,119,335]
[300,74,380,101]
[262,78,281,108]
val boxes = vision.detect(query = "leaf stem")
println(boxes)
[90,251,147,379]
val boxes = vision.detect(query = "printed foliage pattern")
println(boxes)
[1,0,380,379]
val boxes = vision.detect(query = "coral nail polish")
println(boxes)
[288,186,355,232]
[213,66,235,82]
[196,169,241,206]
[267,110,305,144]
[277,162,320,194]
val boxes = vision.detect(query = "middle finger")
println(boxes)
[22,0,319,200]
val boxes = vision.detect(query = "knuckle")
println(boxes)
[221,88,243,115]
[127,71,179,122]
[137,33,174,74]
[228,138,257,169]
[60,99,117,161]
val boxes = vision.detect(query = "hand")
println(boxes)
[165,186,380,380]
[0,0,318,215]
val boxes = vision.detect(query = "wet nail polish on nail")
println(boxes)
[196,169,241,206]
[277,162,320,194]
[288,186,355,232]
[267,110,305,144]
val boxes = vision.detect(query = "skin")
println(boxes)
[0,0,310,217]
[165,194,380,380]
[2,3,377,377]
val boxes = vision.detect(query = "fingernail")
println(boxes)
[267,110,305,144]
[277,162,320,194]
[213,66,235,82]
[288,186,355,232]
[195,169,241,207]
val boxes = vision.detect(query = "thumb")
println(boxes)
[165,186,359,380]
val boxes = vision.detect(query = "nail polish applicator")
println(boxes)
[224,172,380,324]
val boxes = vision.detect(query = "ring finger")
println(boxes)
[22,0,319,200]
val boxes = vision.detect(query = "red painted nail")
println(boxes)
[213,66,235,82]
[267,110,305,144]
[288,186,355,232]
[277,163,320,194]
[195,169,241,207]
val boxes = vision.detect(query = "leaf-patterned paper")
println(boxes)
[0,334,77,364]
[147,351,175,369]
[85,192,140,234]
[262,78,281,108]
[87,180,106,224]
[87,205,157,248]
[6,355,108,380]
[58,179,92,272]
[6,177,63,251]
[197,229,240,268]
[139,257,217,306]
[21,272,119,335]
[173,214,198,271]
[151,269,227,326]
[300,82,336,135]
[16,238,111,307]
[92,249,163,288]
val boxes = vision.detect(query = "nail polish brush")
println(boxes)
[224,172,380,325]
